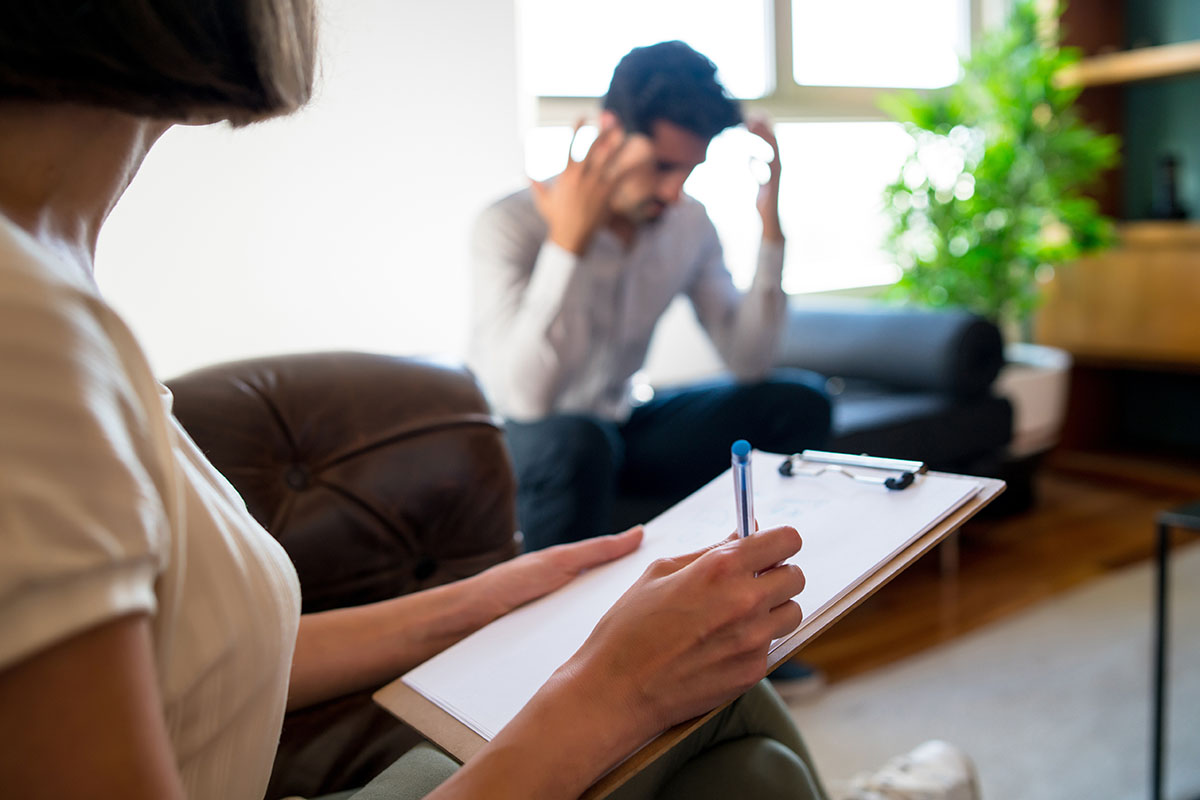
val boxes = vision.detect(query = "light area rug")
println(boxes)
[788,543,1200,800]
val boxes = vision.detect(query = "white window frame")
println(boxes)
[531,0,993,125]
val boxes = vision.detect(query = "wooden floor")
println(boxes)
[798,452,1200,684]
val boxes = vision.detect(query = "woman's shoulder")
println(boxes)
[0,215,151,379]
[0,216,176,675]
[0,213,169,465]
[0,216,116,365]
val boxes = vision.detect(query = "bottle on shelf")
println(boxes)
[1149,153,1190,220]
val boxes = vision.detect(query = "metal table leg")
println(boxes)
[1152,500,1200,800]
[1152,521,1169,800]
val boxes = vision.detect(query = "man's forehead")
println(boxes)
[648,119,710,167]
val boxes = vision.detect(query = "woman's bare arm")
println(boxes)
[287,528,644,710]
[0,614,186,800]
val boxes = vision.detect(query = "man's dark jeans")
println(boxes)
[504,369,832,551]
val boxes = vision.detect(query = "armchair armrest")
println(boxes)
[166,351,520,613]
[167,351,521,798]
[778,302,1005,399]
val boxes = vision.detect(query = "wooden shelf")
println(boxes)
[1117,221,1200,248]
[1058,40,1200,87]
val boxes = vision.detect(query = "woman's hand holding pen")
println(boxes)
[431,526,804,800]
[550,525,806,745]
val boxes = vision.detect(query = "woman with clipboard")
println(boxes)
[0,3,973,799]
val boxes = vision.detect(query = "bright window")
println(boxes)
[518,0,973,294]
[792,0,967,88]
[518,0,770,98]
[691,122,916,293]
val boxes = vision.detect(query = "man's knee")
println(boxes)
[507,415,621,485]
[734,372,833,447]
[768,372,832,431]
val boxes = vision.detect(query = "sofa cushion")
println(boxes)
[829,385,1013,469]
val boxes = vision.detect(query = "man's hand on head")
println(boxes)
[747,115,784,244]
[530,118,653,256]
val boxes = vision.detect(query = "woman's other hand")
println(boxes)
[288,527,644,710]
[472,527,644,620]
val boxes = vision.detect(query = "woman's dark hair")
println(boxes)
[602,40,742,141]
[0,0,316,125]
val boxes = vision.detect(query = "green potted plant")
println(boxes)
[880,0,1120,456]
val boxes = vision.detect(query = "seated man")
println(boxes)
[469,40,831,551]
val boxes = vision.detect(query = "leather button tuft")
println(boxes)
[284,465,310,491]
[414,557,437,580]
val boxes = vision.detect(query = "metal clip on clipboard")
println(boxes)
[777,450,927,491]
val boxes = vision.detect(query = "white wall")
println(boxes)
[97,0,525,380]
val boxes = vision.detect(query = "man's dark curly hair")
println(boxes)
[602,40,742,141]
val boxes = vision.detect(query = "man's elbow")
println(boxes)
[495,369,558,422]
[501,395,554,422]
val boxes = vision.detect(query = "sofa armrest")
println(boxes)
[778,303,1004,398]
[167,351,520,614]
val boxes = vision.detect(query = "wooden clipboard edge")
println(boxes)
[373,473,1006,799]
[373,679,488,761]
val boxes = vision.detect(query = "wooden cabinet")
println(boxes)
[1038,12,1200,367]
[1037,223,1200,366]
[1037,7,1200,469]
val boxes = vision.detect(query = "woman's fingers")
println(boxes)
[712,524,802,575]
[766,599,805,640]
[753,560,806,609]
[648,531,739,577]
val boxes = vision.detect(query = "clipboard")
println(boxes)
[374,455,1005,799]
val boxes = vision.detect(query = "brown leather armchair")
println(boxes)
[167,351,520,798]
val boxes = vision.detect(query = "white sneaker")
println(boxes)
[843,740,980,800]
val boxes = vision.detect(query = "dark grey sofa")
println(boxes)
[779,303,1012,475]
[615,301,1016,529]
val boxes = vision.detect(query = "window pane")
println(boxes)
[686,122,914,293]
[525,126,588,182]
[524,122,914,294]
[518,0,769,98]
[793,0,967,88]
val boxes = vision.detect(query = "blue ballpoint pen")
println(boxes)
[731,439,754,538]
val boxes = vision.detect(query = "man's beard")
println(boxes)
[631,199,666,223]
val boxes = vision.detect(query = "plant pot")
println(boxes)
[994,342,1073,458]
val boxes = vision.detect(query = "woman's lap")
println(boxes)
[327,682,827,800]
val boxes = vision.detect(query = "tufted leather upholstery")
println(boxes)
[166,351,520,796]
[167,351,520,612]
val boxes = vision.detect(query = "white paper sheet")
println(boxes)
[401,451,982,740]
